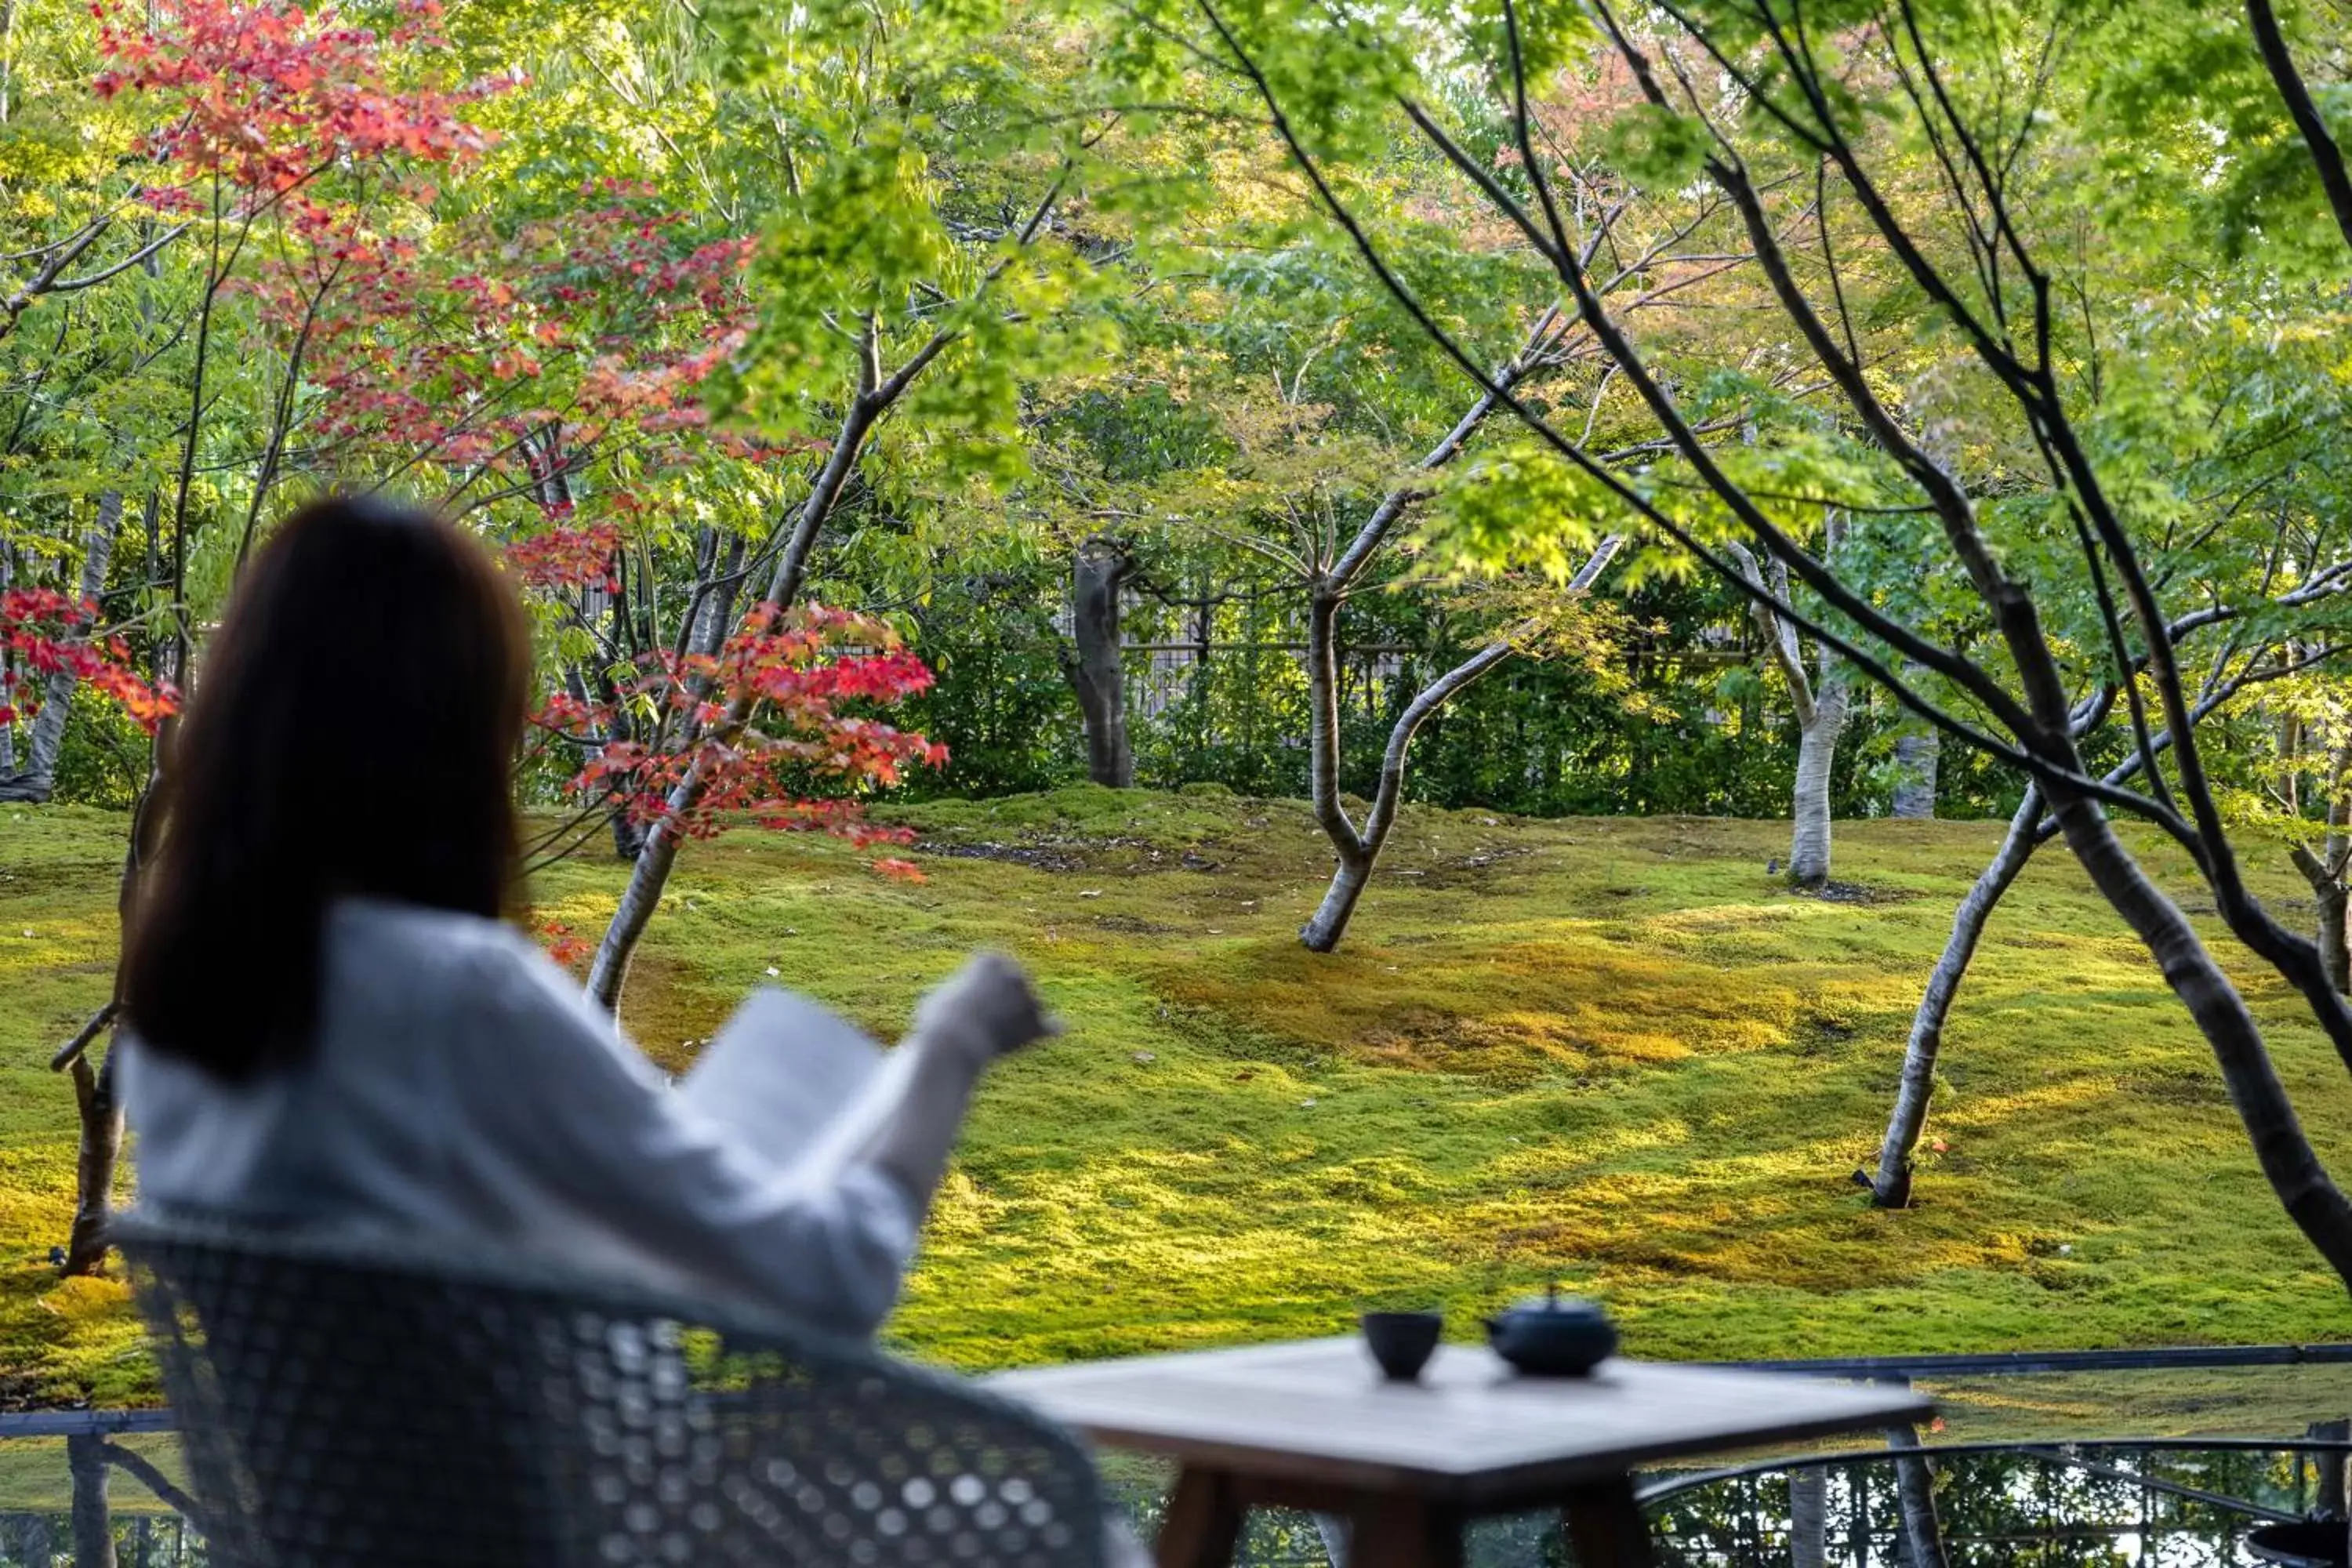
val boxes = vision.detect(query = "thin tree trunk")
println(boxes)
[690,532,750,679]
[0,0,17,125]
[1788,678,1846,887]
[0,490,122,803]
[1871,786,2043,1207]
[1301,851,1375,953]
[1067,535,1133,787]
[0,537,15,777]
[2300,742,2352,996]
[656,528,750,760]
[1301,536,1622,953]
[597,563,648,862]
[557,659,645,861]
[545,447,647,863]
[1290,313,1578,949]
[66,1432,115,1568]
[58,528,169,1278]
[602,554,649,860]
[63,1047,122,1273]
[2284,710,2307,816]
[1300,584,1359,953]
[2309,862,2350,997]
[585,381,887,1010]
[1890,721,1939,820]
[589,818,686,1009]
[1788,1468,1826,1568]
[2053,794,2352,1281]
[1726,535,1843,886]
[604,789,645,860]
[2289,739,2351,993]
[1875,680,2254,1207]
[1884,1425,1947,1568]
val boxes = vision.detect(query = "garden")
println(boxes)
[8,0,2352,1561]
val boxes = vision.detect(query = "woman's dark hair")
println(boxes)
[124,495,533,1080]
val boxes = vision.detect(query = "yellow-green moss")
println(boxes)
[3,789,2350,1404]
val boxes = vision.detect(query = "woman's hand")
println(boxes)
[911,953,1061,1065]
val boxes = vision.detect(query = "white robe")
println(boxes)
[119,897,920,1338]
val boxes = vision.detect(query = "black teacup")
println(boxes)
[1359,1310,1443,1381]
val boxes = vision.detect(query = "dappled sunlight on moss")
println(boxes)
[1448,1137,2047,1289]
[40,1272,129,1323]
[1153,937,1805,1077]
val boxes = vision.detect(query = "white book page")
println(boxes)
[677,989,884,1168]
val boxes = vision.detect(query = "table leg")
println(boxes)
[1561,1475,1654,1568]
[1156,1467,1246,1568]
[1345,1495,1465,1568]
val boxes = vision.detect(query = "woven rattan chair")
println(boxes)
[114,1210,1109,1568]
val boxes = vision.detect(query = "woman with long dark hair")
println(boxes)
[120,495,1054,1335]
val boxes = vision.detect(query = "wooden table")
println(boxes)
[989,1338,1932,1568]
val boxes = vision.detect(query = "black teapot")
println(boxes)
[1484,1285,1617,1376]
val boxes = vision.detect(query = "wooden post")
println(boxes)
[1562,1476,1654,1568]
[1156,1468,1245,1568]
[1347,1495,1465,1568]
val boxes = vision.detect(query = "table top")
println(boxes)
[989,1338,1933,1505]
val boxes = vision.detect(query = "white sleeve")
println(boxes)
[456,937,922,1338]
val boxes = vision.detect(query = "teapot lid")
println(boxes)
[1501,1282,1607,1319]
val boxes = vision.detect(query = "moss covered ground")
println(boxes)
[4,786,2350,1407]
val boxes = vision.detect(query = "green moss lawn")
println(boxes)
[5,786,2350,1407]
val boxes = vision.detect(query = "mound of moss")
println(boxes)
[2,789,2346,1406]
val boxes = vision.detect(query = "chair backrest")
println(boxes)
[114,1211,1107,1568]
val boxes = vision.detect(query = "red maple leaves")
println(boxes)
[536,920,593,967]
[301,184,764,492]
[93,0,496,199]
[0,589,177,731]
[505,521,622,593]
[539,602,946,865]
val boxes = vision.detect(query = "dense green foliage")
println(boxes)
[895,560,2021,818]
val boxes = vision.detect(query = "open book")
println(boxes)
[676,989,897,1180]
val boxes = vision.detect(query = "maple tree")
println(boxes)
[534,600,946,877]
[10,0,1113,1014]
[290,166,954,891]
[2,0,491,781]
[8,0,515,1276]
[488,0,1112,1009]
